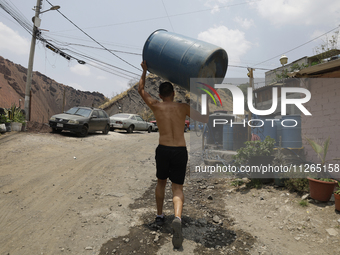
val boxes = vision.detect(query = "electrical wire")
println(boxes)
[254,25,340,66]
[40,33,142,78]
[162,0,175,32]
[55,42,142,56]
[229,65,271,71]
[4,0,338,80]
[0,0,141,80]
[43,35,141,73]
[0,0,33,35]
[64,48,140,77]
[47,32,142,50]
[45,0,142,72]
[52,0,261,32]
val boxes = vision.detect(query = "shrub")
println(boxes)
[233,136,276,167]
[284,178,309,194]
[4,105,25,124]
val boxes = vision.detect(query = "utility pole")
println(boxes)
[247,68,254,141]
[24,0,42,121]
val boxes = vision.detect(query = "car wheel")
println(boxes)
[78,125,88,137]
[103,124,109,134]
[148,126,152,133]
[127,125,134,133]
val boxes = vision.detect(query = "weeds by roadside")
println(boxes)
[299,200,309,207]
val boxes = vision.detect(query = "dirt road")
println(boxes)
[1,130,340,255]
[0,131,160,255]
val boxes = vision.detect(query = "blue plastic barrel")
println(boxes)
[223,125,233,150]
[281,115,302,148]
[232,122,248,150]
[143,30,228,93]
[251,116,277,141]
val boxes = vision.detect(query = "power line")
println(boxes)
[45,0,142,72]
[48,33,142,50]
[42,38,140,78]
[52,0,261,32]
[63,47,140,77]
[57,42,142,56]
[0,0,33,35]
[229,65,271,71]
[38,31,142,78]
[162,0,175,32]
[0,0,140,81]
[254,25,340,66]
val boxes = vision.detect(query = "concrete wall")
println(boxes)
[264,57,308,87]
[301,78,340,167]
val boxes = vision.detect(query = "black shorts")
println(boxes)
[155,144,188,185]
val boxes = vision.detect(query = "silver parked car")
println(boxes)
[110,113,153,133]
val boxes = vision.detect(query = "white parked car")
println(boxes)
[110,113,153,133]
[149,120,158,132]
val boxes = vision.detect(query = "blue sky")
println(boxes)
[1,0,339,98]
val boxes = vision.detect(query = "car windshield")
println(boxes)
[66,107,92,118]
[111,114,130,119]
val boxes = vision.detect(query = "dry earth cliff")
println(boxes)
[0,56,107,123]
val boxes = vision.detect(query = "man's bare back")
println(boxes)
[151,101,188,146]
[138,61,208,146]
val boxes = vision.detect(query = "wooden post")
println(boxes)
[247,68,254,141]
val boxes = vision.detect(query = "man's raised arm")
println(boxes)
[138,61,159,108]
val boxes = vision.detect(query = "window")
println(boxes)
[66,107,91,117]
[112,114,129,119]
[92,110,99,118]
[98,110,106,118]
[66,107,78,115]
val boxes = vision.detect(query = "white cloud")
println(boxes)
[0,22,30,55]
[198,25,252,63]
[70,64,91,76]
[204,0,231,14]
[251,0,340,26]
[234,17,254,29]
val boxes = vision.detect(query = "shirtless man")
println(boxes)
[138,61,209,249]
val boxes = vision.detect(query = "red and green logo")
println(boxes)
[196,82,223,107]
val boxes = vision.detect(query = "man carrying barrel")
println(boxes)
[138,60,209,249]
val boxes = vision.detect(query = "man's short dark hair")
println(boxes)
[159,82,174,97]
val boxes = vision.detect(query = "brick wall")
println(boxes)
[301,78,340,169]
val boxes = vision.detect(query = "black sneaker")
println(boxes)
[155,216,165,226]
[172,217,183,249]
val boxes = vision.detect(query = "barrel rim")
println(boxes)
[142,29,168,62]
[198,48,228,78]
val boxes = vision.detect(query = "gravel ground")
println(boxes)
[1,126,340,255]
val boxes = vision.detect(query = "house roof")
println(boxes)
[307,49,340,64]
[258,49,340,91]
[288,57,340,78]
